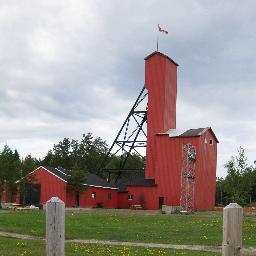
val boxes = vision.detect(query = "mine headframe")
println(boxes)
[98,87,148,180]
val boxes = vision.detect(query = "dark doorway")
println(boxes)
[20,184,41,206]
[75,191,80,207]
[159,197,164,209]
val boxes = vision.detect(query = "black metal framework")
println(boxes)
[99,87,148,176]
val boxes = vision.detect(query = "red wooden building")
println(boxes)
[15,51,218,211]
[16,166,119,208]
[114,51,218,211]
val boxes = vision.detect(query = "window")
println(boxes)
[128,194,133,200]
[108,193,112,200]
[92,192,96,199]
[209,139,213,145]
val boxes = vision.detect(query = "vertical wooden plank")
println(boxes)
[46,197,65,256]
[222,203,243,256]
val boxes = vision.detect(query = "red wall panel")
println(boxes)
[117,192,129,209]
[141,52,217,211]
[125,186,158,209]
[18,167,119,209]
[66,187,118,208]
[144,53,178,179]
[150,131,217,211]
[194,131,217,210]
[78,187,118,208]
[124,131,216,211]
[66,188,76,207]
[27,167,66,204]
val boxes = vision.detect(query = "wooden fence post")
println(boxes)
[46,197,65,256]
[222,203,243,256]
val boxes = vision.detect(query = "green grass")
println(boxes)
[0,209,255,247]
[0,237,221,256]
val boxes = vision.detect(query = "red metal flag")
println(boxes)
[158,24,168,34]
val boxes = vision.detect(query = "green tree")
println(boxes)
[67,164,88,206]
[124,153,145,170]
[76,133,108,173]
[219,147,254,206]
[21,154,40,176]
[42,133,108,174]
[0,145,21,201]
[215,177,225,206]
[106,153,145,171]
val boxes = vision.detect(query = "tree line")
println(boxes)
[1,134,255,207]
[216,147,256,206]
[0,133,145,201]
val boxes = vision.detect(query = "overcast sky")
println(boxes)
[0,0,256,177]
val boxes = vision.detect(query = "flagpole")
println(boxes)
[157,24,168,52]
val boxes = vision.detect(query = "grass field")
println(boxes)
[0,237,222,256]
[0,209,255,255]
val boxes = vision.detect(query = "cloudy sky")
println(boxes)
[0,0,256,177]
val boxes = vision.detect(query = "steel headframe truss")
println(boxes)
[180,143,196,212]
[99,87,148,177]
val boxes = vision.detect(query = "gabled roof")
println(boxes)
[23,166,118,190]
[144,51,179,66]
[22,166,156,192]
[159,127,219,143]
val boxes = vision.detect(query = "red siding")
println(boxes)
[17,167,119,209]
[77,187,117,208]
[154,135,199,208]
[116,187,158,210]
[117,192,129,209]
[194,131,217,210]
[141,52,217,211]
[149,131,217,210]
[145,53,178,179]
[66,187,118,208]
[126,186,158,209]
[29,167,66,204]
[66,188,76,207]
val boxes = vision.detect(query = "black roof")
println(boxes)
[39,166,155,192]
[87,173,117,189]
[42,166,117,189]
[46,166,69,181]
[112,171,156,192]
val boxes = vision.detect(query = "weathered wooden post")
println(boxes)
[222,203,243,256]
[46,197,65,256]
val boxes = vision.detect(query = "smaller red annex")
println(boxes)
[16,166,119,208]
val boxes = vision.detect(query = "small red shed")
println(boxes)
[16,166,118,208]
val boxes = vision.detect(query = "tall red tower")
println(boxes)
[144,52,178,179]
[100,51,218,211]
